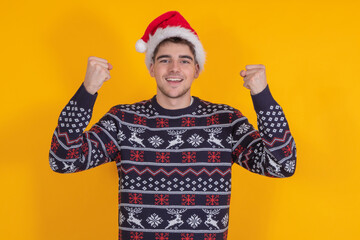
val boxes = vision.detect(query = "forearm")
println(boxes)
[49,83,119,173]
[233,85,297,177]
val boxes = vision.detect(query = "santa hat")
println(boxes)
[135,11,206,72]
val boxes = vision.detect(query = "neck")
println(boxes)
[156,92,193,110]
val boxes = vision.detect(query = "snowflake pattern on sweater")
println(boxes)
[49,83,297,240]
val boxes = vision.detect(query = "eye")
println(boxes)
[159,59,169,63]
[181,60,190,64]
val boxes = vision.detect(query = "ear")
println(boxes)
[194,63,200,79]
[149,62,155,77]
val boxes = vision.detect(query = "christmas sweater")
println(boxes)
[49,82,297,240]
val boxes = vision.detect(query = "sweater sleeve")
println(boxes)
[49,82,121,173]
[231,85,297,178]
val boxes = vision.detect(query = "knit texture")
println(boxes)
[49,83,297,240]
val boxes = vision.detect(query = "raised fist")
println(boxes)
[83,56,113,95]
[240,64,267,95]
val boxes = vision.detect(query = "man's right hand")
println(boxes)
[83,56,113,95]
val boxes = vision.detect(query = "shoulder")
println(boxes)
[107,98,154,116]
[195,97,246,122]
[196,97,238,115]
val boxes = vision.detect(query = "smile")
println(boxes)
[165,78,183,82]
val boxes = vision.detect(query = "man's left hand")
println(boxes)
[240,64,268,95]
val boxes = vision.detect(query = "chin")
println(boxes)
[160,89,190,99]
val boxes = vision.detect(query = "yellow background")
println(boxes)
[1,0,359,239]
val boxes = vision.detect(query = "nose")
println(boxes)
[169,60,180,72]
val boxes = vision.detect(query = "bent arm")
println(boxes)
[231,85,297,178]
[49,82,121,173]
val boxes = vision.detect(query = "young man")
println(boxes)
[49,11,297,240]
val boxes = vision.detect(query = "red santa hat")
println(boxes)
[135,11,206,72]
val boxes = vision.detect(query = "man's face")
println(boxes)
[150,42,200,100]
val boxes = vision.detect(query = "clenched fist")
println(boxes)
[83,56,113,95]
[240,64,267,95]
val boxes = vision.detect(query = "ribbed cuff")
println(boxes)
[72,82,98,109]
[251,85,278,112]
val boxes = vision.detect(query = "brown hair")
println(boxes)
[151,37,197,63]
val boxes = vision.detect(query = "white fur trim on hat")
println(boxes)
[145,26,206,72]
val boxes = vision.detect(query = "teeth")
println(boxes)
[166,78,182,82]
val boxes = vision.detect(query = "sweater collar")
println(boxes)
[151,95,200,116]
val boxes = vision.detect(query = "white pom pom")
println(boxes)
[135,39,147,53]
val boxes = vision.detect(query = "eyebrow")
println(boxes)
[156,55,171,61]
[156,55,194,61]
[179,55,194,61]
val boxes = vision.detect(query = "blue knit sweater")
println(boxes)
[49,83,296,240]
